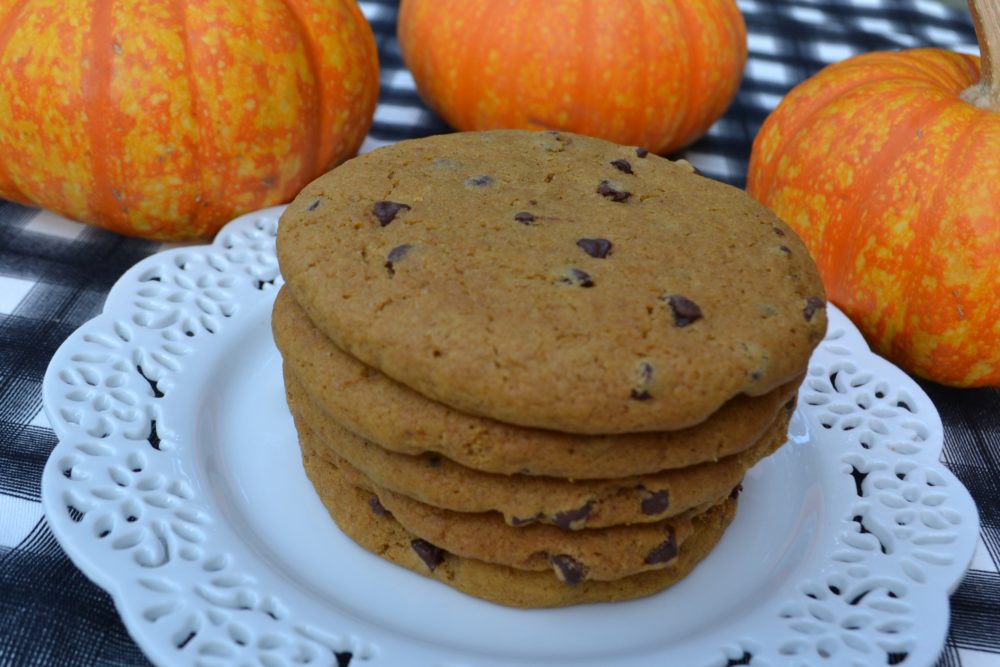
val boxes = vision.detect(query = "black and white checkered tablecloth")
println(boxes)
[1,1,997,665]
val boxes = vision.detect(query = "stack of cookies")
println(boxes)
[273,130,826,608]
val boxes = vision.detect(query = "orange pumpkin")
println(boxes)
[397,0,746,155]
[747,1,1000,388]
[0,0,379,240]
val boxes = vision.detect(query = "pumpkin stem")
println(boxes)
[962,0,1000,110]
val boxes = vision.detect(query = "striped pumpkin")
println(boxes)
[747,1,1000,387]
[397,0,747,155]
[0,0,379,239]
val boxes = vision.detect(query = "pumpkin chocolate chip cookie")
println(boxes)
[272,287,801,478]
[277,130,826,434]
[299,435,737,608]
[316,437,714,582]
[285,364,789,528]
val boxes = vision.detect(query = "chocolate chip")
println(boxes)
[610,159,633,175]
[750,370,763,381]
[597,180,631,203]
[558,268,594,288]
[803,296,825,322]
[666,294,703,327]
[384,243,413,277]
[549,554,586,586]
[509,514,541,527]
[411,539,445,571]
[773,226,787,237]
[779,245,791,255]
[635,147,649,158]
[729,483,744,500]
[552,502,593,530]
[465,174,493,187]
[630,389,652,401]
[514,211,536,225]
[307,199,321,212]
[784,398,796,413]
[644,531,678,565]
[641,490,670,515]
[576,237,612,258]
[368,496,390,517]
[427,454,442,468]
[372,201,410,227]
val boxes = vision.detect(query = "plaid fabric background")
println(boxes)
[0,1,996,665]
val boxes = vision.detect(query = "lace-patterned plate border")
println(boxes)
[40,207,979,667]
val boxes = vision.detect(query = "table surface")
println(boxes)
[1,1,997,666]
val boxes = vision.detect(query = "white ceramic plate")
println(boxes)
[41,207,979,667]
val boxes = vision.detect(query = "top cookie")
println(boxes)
[277,130,826,434]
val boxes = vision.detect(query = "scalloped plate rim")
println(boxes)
[39,206,980,667]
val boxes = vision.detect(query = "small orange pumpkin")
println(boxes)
[747,0,1000,388]
[0,0,380,240]
[397,0,747,155]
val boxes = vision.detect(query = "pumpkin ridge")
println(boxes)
[0,0,32,204]
[85,0,120,231]
[278,0,322,183]
[828,93,957,306]
[902,49,981,93]
[837,49,954,88]
[574,0,599,135]
[635,0,652,146]
[642,1,686,150]
[169,0,206,236]
[900,108,988,382]
[493,0,527,131]
[671,0,708,148]
[457,0,493,131]
[680,0,745,147]
[926,106,980,225]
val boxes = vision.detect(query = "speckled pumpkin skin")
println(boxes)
[397,0,746,155]
[0,0,379,240]
[748,49,999,388]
